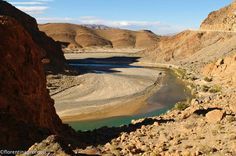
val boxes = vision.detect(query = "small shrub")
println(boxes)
[209,85,221,93]
[174,101,189,111]
[176,68,187,79]
[201,85,210,92]
[204,77,213,82]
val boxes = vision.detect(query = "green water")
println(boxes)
[67,69,191,131]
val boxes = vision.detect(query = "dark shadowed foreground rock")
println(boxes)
[24,135,75,156]
[0,15,67,150]
[0,0,66,72]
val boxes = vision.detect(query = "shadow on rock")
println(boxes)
[76,117,174,148]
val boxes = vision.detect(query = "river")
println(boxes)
[63,54,191,131]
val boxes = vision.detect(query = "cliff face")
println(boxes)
[0,15,64,150]
[0,1,66,72]
[200,0,236,31]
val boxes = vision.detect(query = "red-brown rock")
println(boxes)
[0,1,66,72]
[0,15,64,150]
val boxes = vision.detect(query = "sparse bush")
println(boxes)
[175,68,187,79]
[204,77,213,82]
[209,85,221,93]
[174,101,189,111]
[201,85,210,92]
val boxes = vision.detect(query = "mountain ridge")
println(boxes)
[39,23,160,50]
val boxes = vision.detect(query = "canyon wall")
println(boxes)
[0,15,65,150]
[0,1,73,150]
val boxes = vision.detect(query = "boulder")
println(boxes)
[205,110,225,123]
[229,103,236,113]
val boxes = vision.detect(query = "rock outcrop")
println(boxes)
[0,1,66,72]
[39,23,160,50]
[0,15,65,150]
[202,54,236,87]
[200,0,236,31]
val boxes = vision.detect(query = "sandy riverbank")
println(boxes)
[48,53,164,122]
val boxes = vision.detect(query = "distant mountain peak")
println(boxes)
[82,24,112,30]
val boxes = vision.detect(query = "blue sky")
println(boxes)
[7,0,233,34]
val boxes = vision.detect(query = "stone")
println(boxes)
[229,103,236,113]
[206,110,225,123]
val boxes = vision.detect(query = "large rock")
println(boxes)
[202,54,236,87]
[200,0,236,31]
[205,110,225,123]
[0,1,66,72]
[229,103,236,113]
[0,16,65,150]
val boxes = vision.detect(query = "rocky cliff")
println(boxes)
[200,0,236,31]
[0,1,66,72]
[0,15,66,150]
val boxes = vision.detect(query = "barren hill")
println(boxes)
[39,23,160,50]
[200,0,236,31]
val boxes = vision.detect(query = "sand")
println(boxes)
[50,53,164,122]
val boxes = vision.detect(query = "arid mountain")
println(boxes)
[142,1,236,68]
[0,15,65,150]
[39,23,160,49]
[0,1,66,72]
[141,30,236,70]
[200,0,236,31]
